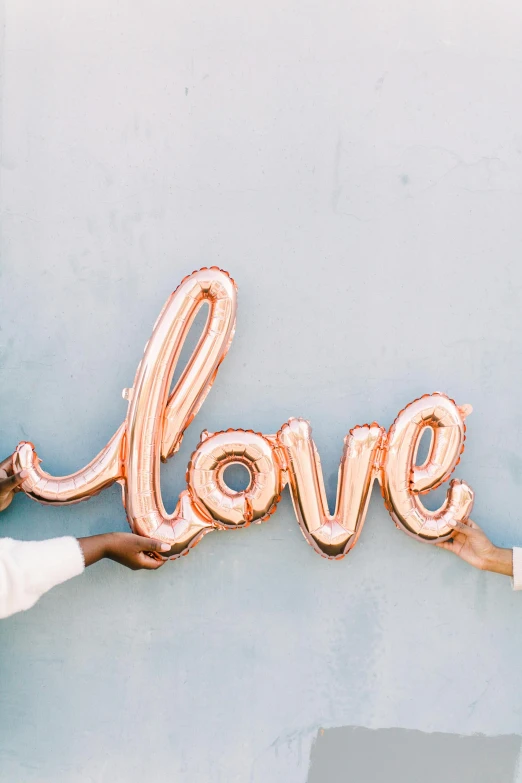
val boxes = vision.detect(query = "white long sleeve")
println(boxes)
[512,547,522,591]
[0,537,85,619]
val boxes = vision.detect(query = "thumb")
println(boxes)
[140,537,171,554]
[0,471,28,493]
[451,520,474,535]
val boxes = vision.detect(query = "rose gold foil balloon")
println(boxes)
[278,418,385,559]
[122,269,237,555]
[380,393,474,540]
[187,429,283,527]
[14,268,238,556]
[11,265,476,561]
[15,424,126,504]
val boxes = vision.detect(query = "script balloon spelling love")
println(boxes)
[13,268,474,560]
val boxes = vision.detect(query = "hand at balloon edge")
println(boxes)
[78,532,171,570]
[0,454,28,513]
[435,518,513,576]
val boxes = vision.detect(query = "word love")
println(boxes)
[14,268,474,560]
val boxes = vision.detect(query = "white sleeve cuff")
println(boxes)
[0,536,86,619]
[18,536,85,594]
[512,547,522,590]
[6,536,85,596]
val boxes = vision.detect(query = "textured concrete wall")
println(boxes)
[1,1,522,781]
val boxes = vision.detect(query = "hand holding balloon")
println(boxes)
[0,455,27,513]
[78,532,171,570]
[435,518,513,576]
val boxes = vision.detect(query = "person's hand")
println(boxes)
[78,532,171,570]
[435,518,513,576]
[0,455,27,513]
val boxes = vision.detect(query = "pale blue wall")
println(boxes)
[1,1,522,780]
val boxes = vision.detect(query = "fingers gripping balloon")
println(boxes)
[13,267,474,560]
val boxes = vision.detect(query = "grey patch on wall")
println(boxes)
[307,725,521,783]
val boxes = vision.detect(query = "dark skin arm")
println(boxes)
[79,532,170,569]
[0,455,170,570]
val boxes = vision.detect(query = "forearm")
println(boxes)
[481,546,513,577]
[78,533,114,567]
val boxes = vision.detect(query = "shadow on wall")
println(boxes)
[307,726,521,783]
